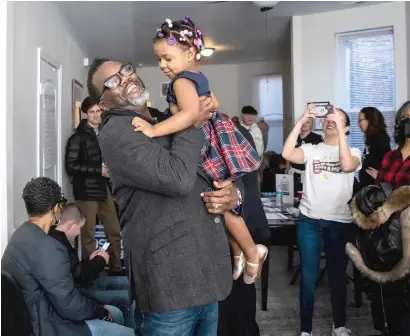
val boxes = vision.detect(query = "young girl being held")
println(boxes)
[131,16,268,284]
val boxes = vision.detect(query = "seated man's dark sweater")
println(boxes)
[49,226,105,289]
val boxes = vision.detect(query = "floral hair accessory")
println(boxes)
[184,15,190,24]
[194,37,202,49]
[195,29,202,36]
[167,36,177,46]
[165,18,173,28]
[156,28,164,38]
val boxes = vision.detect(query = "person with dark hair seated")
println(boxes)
[1,177,134,336]
[261,152,286,193]
[48,203,137,329]
[346,184,410,336]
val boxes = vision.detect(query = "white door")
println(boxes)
[38,53,61,183]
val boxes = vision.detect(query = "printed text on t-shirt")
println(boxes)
[312,160,342,174]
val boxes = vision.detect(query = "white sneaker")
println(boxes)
[300,333,312,336]
[332,326,351,336]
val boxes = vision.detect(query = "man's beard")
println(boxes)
[127,89,150,107]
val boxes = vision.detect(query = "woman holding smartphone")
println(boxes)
[283,104,361,336]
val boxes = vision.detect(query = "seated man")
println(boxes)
[1,177,134,336]
[48,203,136,329]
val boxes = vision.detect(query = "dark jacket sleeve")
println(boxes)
[99,117,204,197]
[65,133,102,176]
[73,257,106,289]
[31,242,105,321]
[372,135,392,169]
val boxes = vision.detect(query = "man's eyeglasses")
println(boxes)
[100,63,135,100]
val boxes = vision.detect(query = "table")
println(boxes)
[260,198,298,311]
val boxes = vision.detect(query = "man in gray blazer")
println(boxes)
[88,59,242,336]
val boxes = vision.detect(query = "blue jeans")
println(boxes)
[142,302,218,336]
[297,214,348,333]
[91,276,140,330]
[85,305,134,336]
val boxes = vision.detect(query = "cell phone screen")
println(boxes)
[312,104,333,118]
[101,242,111,251]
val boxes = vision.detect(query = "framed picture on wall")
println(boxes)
[72,79,84,130]
[161,82,170,98]
[307,101,330,132]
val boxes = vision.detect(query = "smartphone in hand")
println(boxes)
[312,104,333,118]
[101,242,111,252]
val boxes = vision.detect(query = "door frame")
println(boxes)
[36,48,63,185]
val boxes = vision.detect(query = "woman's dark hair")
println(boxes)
[154,16,205,57]
[267,152,285,170]
[22,177,63,217]
[360,107,388,145]
[81,96,99,114]
[394,100,410,147]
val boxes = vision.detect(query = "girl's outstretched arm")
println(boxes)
[132,78,200,138]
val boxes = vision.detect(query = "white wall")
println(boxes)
[291,1,408,120]
[137,60,292,134]
[1,2,12,254]
[10,2,87,228]
[407,2,410,100]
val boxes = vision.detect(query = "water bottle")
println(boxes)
[276,182,283,207]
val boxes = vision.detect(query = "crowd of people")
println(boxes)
[2,15,410,336]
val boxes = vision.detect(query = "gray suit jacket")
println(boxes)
[99,109,233,313]
[2,222,105,336]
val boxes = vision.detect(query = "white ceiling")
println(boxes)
[56,1,377,66]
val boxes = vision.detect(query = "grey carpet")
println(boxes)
[255,246,380,336]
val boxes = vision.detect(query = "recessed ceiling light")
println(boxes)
[138,63,144,67]
[200,48,216,57]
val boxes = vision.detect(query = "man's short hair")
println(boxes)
[60,203,85,226]
[22,177,63,216]
[81,96,99,114]
[87,58,110,102]
[241,106,258,115]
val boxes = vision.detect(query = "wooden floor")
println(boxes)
[255,246,379,336]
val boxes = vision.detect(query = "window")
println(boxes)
[252,74,284,153]
[336,27,396,154]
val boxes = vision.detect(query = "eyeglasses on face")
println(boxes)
[99,63,136,100]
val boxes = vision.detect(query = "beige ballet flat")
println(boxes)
[243,245,269,285]
[233,252,245,280]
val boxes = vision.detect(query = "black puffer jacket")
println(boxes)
[65,120,108,200]
[346,184,410,285]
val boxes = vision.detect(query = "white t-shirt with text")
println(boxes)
[298,143,362,223]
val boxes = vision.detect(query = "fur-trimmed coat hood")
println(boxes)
[346,186,410,283]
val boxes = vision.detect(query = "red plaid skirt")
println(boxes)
[199,111,261,182]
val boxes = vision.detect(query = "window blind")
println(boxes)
[338,28,396,152]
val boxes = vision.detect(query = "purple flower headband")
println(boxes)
[156,16,205,57]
